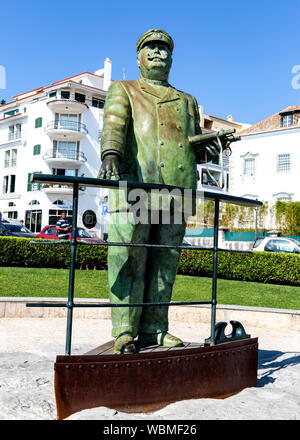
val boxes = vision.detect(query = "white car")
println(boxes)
[252,237,300,254]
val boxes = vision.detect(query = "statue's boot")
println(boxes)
[138,332,183,348]
[114,334,136,354]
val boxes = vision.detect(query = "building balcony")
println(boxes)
[47,99,87,113]
[42,184,85,195]
[44,120,88,140]
[43,149,87,167]
[0,131,26,146]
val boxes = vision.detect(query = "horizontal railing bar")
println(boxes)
[29,240,253,254]
[26,300,213,308]
[31,173,262,207]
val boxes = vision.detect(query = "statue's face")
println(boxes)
[137,42,172,81]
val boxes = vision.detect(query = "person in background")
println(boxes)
[56,211,71,240]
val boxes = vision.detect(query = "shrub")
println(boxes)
[0,237,299,286]
[178,249,300,286]
[0,237,108,270]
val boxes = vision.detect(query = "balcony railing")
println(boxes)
[0,131,25,145]
[43,149,87,162]
[45,120,88,135]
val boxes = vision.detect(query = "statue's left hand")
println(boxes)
[203,140,221,162]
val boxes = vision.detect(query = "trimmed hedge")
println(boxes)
[178,250,300,286]
[0,237,107,270]
[0,237,299,286]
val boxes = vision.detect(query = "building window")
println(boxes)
[281,114,293,127]
[27,172,42,191]
[3,176,8,193]
[35,117,43,128]
[56,113,79,130]
[61,91,70,99]
[273,192,293,201]
[277,154,291,172]
[49,91,57,98]
[243,158,255,176]
[33,144,41,155]
[5,211,18,219]
[2,175,15,193]
[4,151,10,168]
[53,140,79,160]
[4,109,19,118]
[52,168,78,177]
[92,98,104,109]
[75,92,85,103]
[11,149,17,166]
[8,124,21,141]
[10,175,16,193]
[25,209,42,233]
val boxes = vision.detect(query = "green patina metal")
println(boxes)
[26,30,262,355]
[205,321,250,345]
[27,173,261,355]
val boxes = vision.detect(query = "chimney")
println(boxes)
[103,57,112,91]
[198,105,204,128]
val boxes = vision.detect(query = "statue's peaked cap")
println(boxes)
[136,29,174,53]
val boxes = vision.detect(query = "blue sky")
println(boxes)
[1,0,300,124]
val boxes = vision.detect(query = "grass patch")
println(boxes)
[0,266,299,310]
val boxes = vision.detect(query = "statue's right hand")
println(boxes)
[98,154,121,180]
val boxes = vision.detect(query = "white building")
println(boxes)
[0,58,112,237]
[230,105,300,205]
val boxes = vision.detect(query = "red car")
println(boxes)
[36,225,103,243]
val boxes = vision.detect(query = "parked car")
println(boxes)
[252,237,300,254]
[36,225,103,243]
[183,238,192,246]
[0,220,36,238]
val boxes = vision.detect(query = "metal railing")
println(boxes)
[26,173,262,355]
[45,120,88,135]
[0,131,25,144]
[43,149,87,162]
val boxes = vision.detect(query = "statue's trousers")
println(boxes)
[107,211,186,338]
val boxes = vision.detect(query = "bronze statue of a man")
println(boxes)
[99,29,217,354]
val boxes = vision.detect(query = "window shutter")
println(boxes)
[27,173,32,192]
[38,171,42,190]
[33,144,41,155]
[35,117,42,128]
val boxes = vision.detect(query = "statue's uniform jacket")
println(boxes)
[101,78,201,212]
[100,78,202,338]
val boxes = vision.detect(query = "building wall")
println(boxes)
[229,127,300,227]
[0,70,109,237]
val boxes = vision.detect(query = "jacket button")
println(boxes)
[160,140,164,146]
[160,122,164,126]
[179,143,183,148]
[160,162,164,167]
[178,165,184,171]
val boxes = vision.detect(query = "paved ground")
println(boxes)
[0,317,299,420]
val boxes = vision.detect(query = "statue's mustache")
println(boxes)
[147,54,168,61]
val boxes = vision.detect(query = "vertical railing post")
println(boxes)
[65,183,79,355]
[210,199,220,345]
